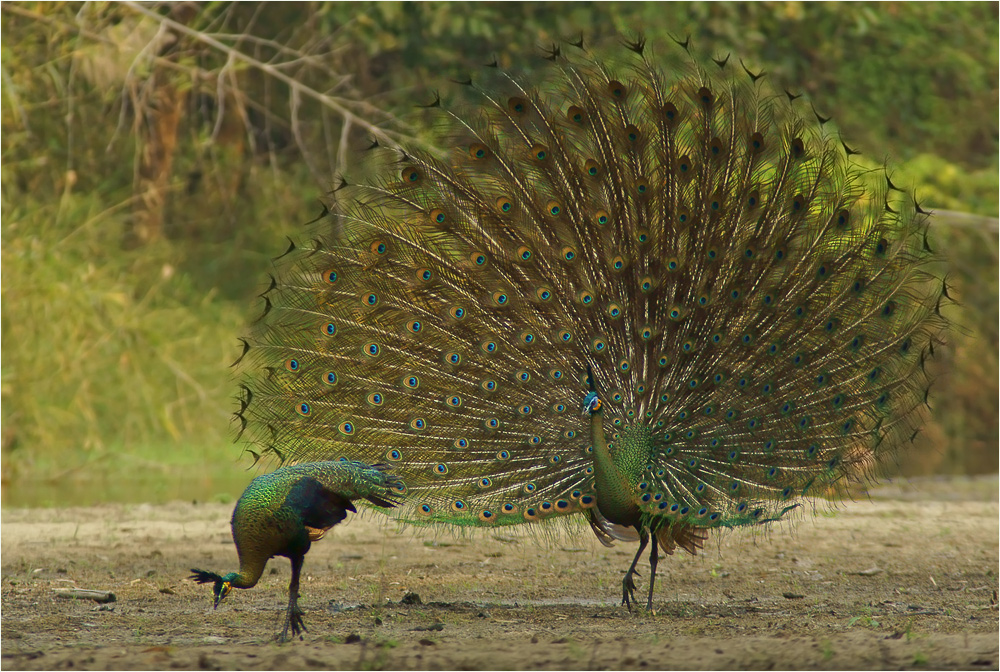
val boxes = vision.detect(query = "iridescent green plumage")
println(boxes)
[190,461,400,641]
[234,37,947,611]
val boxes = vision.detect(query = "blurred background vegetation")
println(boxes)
[2,2,997,507]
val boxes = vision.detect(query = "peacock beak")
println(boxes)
[214,581,231,608]
[581,393,602,415]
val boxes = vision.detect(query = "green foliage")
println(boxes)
[894,155,999,215]
[0,186,237,476]
[322,2,999,168]
[0,165,319,500]
[1,1,996,506]
[847,612,881,629]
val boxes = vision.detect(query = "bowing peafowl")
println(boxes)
[232,36,947,613]
[190,461,400,641]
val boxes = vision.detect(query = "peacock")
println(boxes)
[230,36,947,614]
[190,461,400,641]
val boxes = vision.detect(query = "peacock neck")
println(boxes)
[231,556,268,590]
[589,406,641,527]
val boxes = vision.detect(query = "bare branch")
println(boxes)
[927,209,999,232]
[1,3,113,45]
[120,1,403,145]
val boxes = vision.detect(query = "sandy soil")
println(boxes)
[2,477,997,670]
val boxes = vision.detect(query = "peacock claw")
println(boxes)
[622,570,640,611]
[277,607,307,643]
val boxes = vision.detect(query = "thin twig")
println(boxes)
[120,1,401,145]
[1,3,113,45]
[927,209,999,232]
[207,31,339,72]
[1,64,29,132]
[337,115,352,177]
[109,18,172,151]
[211,51,236,142]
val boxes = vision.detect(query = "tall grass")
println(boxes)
[2,188,233,492]
[1,166,320,504]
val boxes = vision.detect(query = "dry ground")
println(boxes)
[2,476,997,670]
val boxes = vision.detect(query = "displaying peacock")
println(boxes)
[190,461,400,641]
[232,36,947,613]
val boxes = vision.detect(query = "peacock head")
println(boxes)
[189,569,237,608]
[582,391,602,415]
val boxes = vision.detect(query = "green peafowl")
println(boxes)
[232,36,947,612]
[190,461,400,642]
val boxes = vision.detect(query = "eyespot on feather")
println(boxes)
[469,143,490,160]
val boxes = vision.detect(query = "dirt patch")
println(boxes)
[2,477,997,670]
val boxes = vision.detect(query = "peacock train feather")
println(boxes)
[232,36,948,610]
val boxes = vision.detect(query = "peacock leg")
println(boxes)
[622,526,649,611]
[646,531,660,612]
[278,554,307,643]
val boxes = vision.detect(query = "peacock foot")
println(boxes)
[621,569,640,612]
[277,605,307,643]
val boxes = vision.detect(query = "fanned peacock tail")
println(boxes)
[234,37,946,549]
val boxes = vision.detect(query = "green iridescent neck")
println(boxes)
[590,406,651,526]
